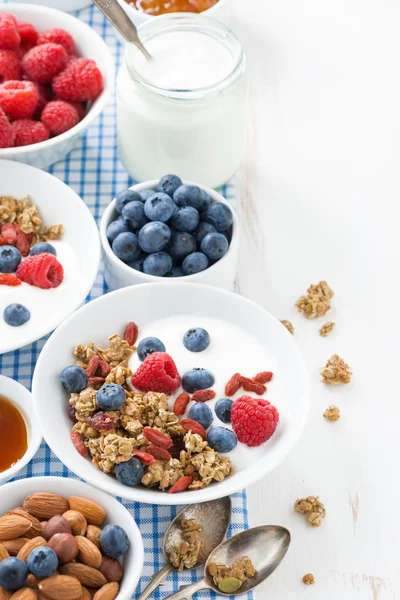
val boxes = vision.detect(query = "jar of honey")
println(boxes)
[0,395,28,473]
[125,0,219,16]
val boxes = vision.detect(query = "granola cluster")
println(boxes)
[320,354,352,385]
[294,496,326,527]
[323,406,340,422]
[296,281,334,319]
[303,573,315,585]
[280,319,294,335]
[169,519,204,572]
[208,556,257,593]
[0,195,63,242]
[68,330,232,492]
[319,321,335,337]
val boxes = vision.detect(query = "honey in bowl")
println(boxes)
[0,395,28,472]
[126,0,219,15]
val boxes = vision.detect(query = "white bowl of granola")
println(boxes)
[0,160,100,354]
[32,282,309,505]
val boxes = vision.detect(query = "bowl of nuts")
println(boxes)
[0,476,144,600]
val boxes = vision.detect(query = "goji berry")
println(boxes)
[86,411,116,431]
[86,354,100,377]
[1,223,17,245]
[240,376,266,395]
[173,392,190,416]
[133,449,156,465]
[180,419,206,439]
[15,232,30,256]
[88,376,105,386]
[169,475,193,494]
[0,274,21,286]
[253,371,273,384]
[225,372,242,397]
[96,359,111,378]
[147,444,172,461]
[71,431,88,457]
[143,427,173,449]
[191,389,216,402]
[0,237,7,245]
[123,321,138,346]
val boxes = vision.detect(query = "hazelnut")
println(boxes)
[48,533,79,564]
[86,526,102,550]
[42,516,72,541]
[98,556,123,583]
[62,510,87,536]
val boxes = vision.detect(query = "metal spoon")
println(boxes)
[91,0,151,59]
[162,525,291,599]
[137,497,232,600]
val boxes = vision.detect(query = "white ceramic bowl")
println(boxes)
[32,282,309,505]
[116,0,233,28]
[0,476,144,600]
[10,0,92,11]
[0,4,114,170]
[0,376,42,485]
[0,160,100,354]
[100,180,239,291]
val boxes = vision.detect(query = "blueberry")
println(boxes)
[182,368,215,393]
[143,251,172,277]
[3,304,30,327]
[106,219,130,243]
[165,265,184,277]
[215,398,233,423]
[0,558,28,590]
[173,185,205,210]
[200,232,229,261]
[195,222,216,244]
[112,232,140,263]
[144,193,175,222]
[27,547,58,578]
[122,201,148,230]
[137,337,165,361]
[183,328,210,352]
[101,524,130,559]
[0,245,21,273]
[182,252,208,275]
[60,365,88,393]
[127,253,146,272]
[140,189,156,202]
[115,189,142,214]
[157,174,182,197]
[188,403,213,429]
[138,222,171,254]
[206,202,233,232]
[168,232,196,261]
[170,207,199,232]
[96,384,126,410]
[207,427,237,453]
[30,242,57,256]
[115,457,144,487]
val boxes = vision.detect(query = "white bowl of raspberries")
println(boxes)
[0,4,114,169]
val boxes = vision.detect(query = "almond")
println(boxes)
[24,494,69,521]
[79,589,92,600]
[3,539,29,556]
[17,537,47,562]
[6,510,42,540]
[0,543,10,561]
[67,499,105,527]
[25,574,41,589]
[62,512,87,537]
[9,588,37,600]
[0,516,32,541]
[85,527,101,550]
[38,575,82,600]
[76,537,102,569]
[0,587,11,600]
[60,565,106,589]
[93,583,119,600]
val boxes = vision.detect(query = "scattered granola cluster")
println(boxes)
[169,519,204,572]
[0,195,63,242]
[323,406,340,422]
[303,573,315,585]
[294,496,326,528]
[319,321,335,337]
[320,354,352,385]
[280,319,294,335]
[296,281,334,319]
[208,556,257,593]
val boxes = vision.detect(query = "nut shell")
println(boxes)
[42,517,72,541]
[48,533,79,565]
[97,557,122,583]
[38,574,82,600]
[62,512,87,537]
[67,499,105,526]
[24,494,69,521]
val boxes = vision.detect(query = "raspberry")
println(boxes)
[0,80,38,120]
[52,57,103,102]
[16,252,64,289]
[37,28,75,55]
[231,395,279,447]
[32,82,49,118]
[68,101,86,121]
[0,105,14,148]
[22,42,68,84]
[17,21,39,51]
[12,119,49,146]
[41,100,79,135]
[0,49,21,82]
[131,352,181,394]
[0,14,20,50]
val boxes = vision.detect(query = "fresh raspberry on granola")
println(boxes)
[41,100,79,135]
[0,14,20,50]
[12,119,49,146]
[16,252,64,289]
[0,80,38,120]
[131,351,181,394]
[17,21,39,51]
[37,28,75,55]
[231,395,279,447]
[22,42,68,84]
[0,49,22,82]
[0,105,14,148]
[52,57,104,102]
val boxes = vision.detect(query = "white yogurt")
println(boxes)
[117,14,247,188]
[128,315,283,472]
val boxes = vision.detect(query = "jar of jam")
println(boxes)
[127,0,220,15]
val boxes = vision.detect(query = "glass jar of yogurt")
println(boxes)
[116,14,247,188]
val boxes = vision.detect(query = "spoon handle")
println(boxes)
[137,564,174,600]
[162,578,210,600]
[91,0,151,59]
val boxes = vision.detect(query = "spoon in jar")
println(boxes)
[137,496,232,600]
[162,525,291,599]
[91,0,151,59]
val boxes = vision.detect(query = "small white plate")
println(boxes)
[9,0,93,14]
[0,160,100,354]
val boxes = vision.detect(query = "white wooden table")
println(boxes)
[233,0,399,597]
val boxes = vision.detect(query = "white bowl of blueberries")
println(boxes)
[100,175,239,291]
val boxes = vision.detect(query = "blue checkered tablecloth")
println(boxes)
[0,5,253,599]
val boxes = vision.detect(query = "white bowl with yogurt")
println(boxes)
[0,160,100,354]
[32,282,309,505]
[116,0,233,28]
[100,180,239,291]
